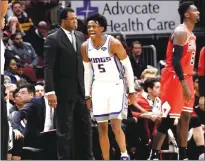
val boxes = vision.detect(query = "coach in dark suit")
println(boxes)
[44,7,93,160]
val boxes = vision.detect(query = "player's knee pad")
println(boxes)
[189,116,201,129]
[157,117,175,134]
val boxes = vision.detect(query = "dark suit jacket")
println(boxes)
[129,54,147,79]
[9,105,25,134]
[44,28,85,100]
[12,97,55,147]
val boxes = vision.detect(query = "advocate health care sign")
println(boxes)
[71,0,180,35]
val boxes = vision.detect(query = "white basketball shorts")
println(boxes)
[91,79,128,122]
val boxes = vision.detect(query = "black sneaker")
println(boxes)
[148,150,160,160]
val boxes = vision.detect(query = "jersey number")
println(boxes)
[190,52,195,65]
[98,64,106,73]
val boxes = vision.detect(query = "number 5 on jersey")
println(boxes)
[98,64,106,73]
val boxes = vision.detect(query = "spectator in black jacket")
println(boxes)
[25,21,49,58]
[129,41,147,79]
[12,84,56,159]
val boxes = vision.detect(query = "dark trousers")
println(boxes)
[55,94,93,160]
[8,132,24,157]
[1,91,9,160]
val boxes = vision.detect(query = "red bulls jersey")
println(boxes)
[164,24,196,75]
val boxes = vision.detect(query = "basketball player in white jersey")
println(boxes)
[81,13,135,160]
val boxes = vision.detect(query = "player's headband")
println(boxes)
[94,20,99,25]
[89,20,102,27]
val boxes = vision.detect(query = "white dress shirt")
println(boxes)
[61,27,76,46]
[1,39,5,74]
[43,97,54,132]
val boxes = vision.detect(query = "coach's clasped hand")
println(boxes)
[47,94,57,108]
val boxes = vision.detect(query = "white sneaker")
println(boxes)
[120,155,130,160]
[199,153,205,160]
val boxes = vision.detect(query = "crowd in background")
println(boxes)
[1,0,205,160]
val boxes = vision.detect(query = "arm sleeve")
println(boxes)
[172,45,184,80]
[83,61,93,97]
[198,47,205,96]
[120,57,135,93]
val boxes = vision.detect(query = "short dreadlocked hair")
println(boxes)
[86,13,107,32]
[178,1,195,22]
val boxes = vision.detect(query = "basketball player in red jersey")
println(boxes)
[149,1,200,160]
[198,46,205,110]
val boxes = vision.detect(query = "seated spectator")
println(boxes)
[8,88,25,160]
[132,78,162,122]
[16,63,33,83]
[25,21,49,58]
[3,16,25,44]
[4,44,22,64]
[6,83,17,105]
[16,78,29,88]
[35,83,45,97]
[4,83,17,110]
[10,88,24,113]
[5,1,28,21]
[126,78,162,159]
[129,41,147,79]
[4,75,11,84]
[10,32,38,68]
[4,83,17,159]
[12,84,55,150]
[11,1,33,33]
[134,68,158,92]
[141,68,158,83]
[4,58,20,84]
[11,84,35,149]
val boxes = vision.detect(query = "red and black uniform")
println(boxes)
[160,24,196,118]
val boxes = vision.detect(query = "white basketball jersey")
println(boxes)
[87,35,124,82]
